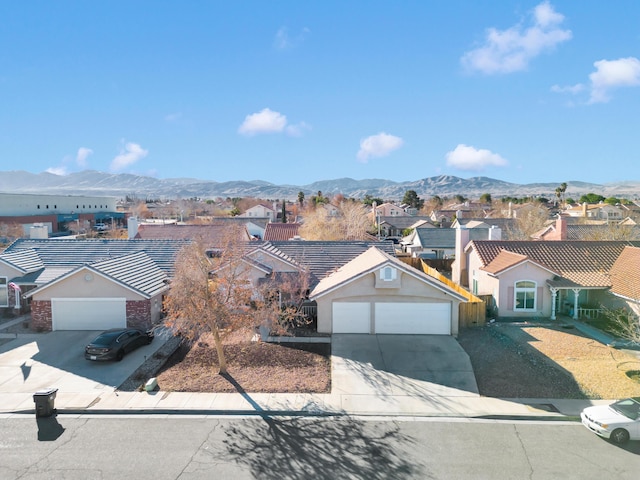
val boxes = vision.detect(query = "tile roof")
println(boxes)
[261,240,397,287]
[310,246,467,300]
[415,228,456,248]
[469,240,640,288]
[480,250,533,275]
[263,223,301,241]
[135,223,251,243]
[89,251,169,298]
[609,246,640,301]
[378,216,434,230]
[0,248,44,273]
[5,238,188,277]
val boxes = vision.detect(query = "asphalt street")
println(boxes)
[1,415,638,479]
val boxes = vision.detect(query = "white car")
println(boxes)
[581,397,640,444]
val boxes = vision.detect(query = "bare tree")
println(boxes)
[599,306,640,346]
[164,232,254,374]
[504,205,550,240]
[300,201,373,240]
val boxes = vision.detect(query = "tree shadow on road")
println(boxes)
[215,373,427,479]
[219,416,425,480]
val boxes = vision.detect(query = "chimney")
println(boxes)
[452,226,470,286]
[582,202,587,218]
[557,216,567,240]
[488,225,502,240]
[127,217,139,239]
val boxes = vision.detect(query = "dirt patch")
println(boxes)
[155,331,331,394]
[458,323,640,399]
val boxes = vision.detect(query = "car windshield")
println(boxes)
[92,332,121,346]
[610,399,640,420]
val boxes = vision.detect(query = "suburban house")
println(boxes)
[401,228,457,259]
[376,216,434,238]
[532,216,640,241]
[309,246,468,335]
[563,202,629,222]
[374,203,406,217]
[457,239,640,321]
[0,238,188,331]
[239,203,277,220]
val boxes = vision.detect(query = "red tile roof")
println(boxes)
[469,240,640,288]
[263,223,301,241]
[609,246,640,300]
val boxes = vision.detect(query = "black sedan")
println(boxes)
[85,328,154,361]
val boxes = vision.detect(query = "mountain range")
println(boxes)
[0,170,638,201]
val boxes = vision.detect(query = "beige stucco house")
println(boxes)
[310,247,467,335]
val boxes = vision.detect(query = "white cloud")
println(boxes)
[76,147,93,167]
[461,1,571,74]
[445,144,508,171]
[273,26,310,50]
[238,108,309,137]
[357,133,404,163]
[46,166,67,175]
[110,142,149,171]
[588,57,640,103]
[550,83,584,94]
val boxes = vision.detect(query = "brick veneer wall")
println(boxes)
[127,300,152,329]
[30,300,52,331]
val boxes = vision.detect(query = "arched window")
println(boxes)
[514,280,536,310]
[380,266,397,282]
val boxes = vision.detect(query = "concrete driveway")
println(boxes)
[331,334,479,411]
[0,330,167,396]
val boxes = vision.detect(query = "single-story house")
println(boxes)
[461,240,640,320]
[0,238,188,331]
[310,247,468,335]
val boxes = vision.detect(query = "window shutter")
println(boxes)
[507,287,514,310]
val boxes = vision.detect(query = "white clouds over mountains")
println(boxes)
[461,1,571,75]
[110,142,149,172]
[357,133,404,163]
[446,144,508,172]
[238,108,310,137]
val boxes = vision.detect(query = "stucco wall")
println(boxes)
[315,270,461,335]
[32,269,147,302]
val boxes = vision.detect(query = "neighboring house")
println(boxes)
[564,202,628,222]
[239,203,277,220]
[263,223,302,241]
[460,240,640,320]
[377,216,434,238]
[309,247,468,335]
[0,239,187,330]
[375,203,406,217]
[401,228,456,259]
[131,216,266,240]
[608,246,640,317]
[532,216,640,241]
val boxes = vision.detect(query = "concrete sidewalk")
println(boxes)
[0,387,611,419]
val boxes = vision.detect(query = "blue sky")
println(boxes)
[1,1,639,186]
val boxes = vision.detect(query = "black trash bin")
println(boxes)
[33,388,58,417]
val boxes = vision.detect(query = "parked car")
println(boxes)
[85,328,154,361]
[581,397,640,444]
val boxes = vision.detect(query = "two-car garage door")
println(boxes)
[332,301,451,335]
[51,298,126,331]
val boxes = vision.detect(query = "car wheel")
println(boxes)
[610,428,630,444]
[116,350,124,362]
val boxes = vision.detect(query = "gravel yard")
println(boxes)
[458,321,640,399]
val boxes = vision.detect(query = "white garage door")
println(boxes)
[375,302,451,335]
[332,302,371,333]
[52,298,126,331]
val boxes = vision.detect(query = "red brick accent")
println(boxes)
[127,300,152,329]
[30,301,52,332]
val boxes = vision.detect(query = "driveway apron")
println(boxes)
[331,334,479,399]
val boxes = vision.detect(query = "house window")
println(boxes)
[514,280,536,310]
[380,266,396,281]
[472,279,478,295]
[0,278,8,307]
